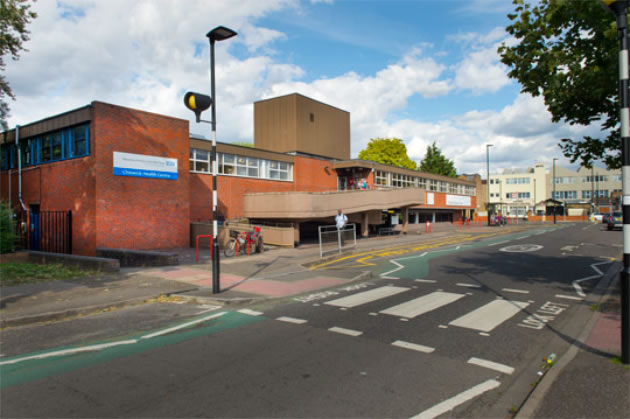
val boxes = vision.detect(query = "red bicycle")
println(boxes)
[224,226,263,257]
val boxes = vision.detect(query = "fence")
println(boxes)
[318,223,356,258]
[30,210,72,254]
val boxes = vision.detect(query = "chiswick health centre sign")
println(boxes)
[113,152,178,180]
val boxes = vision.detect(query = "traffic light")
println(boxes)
[184,92,212,122]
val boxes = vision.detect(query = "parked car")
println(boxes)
[602,213,611,224]
[590,213,603,222]
[607,211,623,230]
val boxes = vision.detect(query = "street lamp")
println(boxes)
[553,158,558,224]
[601,0,630,364]
[184,25,237,295]
[486,144,493,226]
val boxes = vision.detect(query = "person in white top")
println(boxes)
[335,209,348,246]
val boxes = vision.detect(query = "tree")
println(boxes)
[498,0,620,169]
[1,0,37,130]
[357,137,416,170]
[418,142,457,177]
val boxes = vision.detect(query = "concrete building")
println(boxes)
[488,162,547,218]
[549,165,621,212]
[1,93,477,255]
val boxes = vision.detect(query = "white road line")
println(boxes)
[456,283,481,288]
[0,340,138,366]
[449,300,529,332]
[502,288,530,294]
[572,275,599,297]
[380,292,465,319]
[238,309,264,316]
[410,379,501,419]
[414,279,437,283]
[380,259,405,279]
[276,316,307,324]
[467,357,514,375]
[555,294,584,301]
[141,312,227,339]
[488,240,509,247]
[324,286,410,308]
[479,332,490,337]
[328,326,362,336]
[391,340,435,353]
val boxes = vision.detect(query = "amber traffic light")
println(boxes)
[184,92,212,122]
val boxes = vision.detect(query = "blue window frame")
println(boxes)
[0,123,90,170]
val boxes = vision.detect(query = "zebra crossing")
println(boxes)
[319,285,532,333]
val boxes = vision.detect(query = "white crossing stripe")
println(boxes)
[276,316,307,324]
[449,300,529,332]
[415,279,437,283]
[380,291,465,319]
[411,379,501,419]
[502,288,530,294]
[555,294,583,301]
[324,286,409,308]
[391,340,435,353]
[238,309,264,316]
[467,357,514,375]
[456,283,481,288]
[328,326,363,336]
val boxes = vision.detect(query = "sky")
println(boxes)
[5,0,608,176]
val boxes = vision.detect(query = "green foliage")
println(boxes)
[358,138,417,170]
[0,262,91,285]
[499,0,620,169]
[232,142,254,148]
[0,0,37,130]
[419,142,457,177]
[0,201,16,253]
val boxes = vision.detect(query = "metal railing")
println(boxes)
[318,224,356,258]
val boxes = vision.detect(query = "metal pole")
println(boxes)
[613,0,630,364]
[209,38,221,294]
[553,158,557,224]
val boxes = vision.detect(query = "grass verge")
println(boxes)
[0,262,92,286]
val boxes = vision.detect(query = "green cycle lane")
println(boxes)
[0,310,264,389]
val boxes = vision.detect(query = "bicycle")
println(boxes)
[224,227,263,257]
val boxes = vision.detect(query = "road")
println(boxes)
[0,223,621,418]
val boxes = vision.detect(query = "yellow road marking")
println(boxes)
[310,228,530,270]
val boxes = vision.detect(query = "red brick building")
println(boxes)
[1,94,476,255]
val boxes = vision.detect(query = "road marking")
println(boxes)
[391,340,435,353]
[572,275,598,297]
[502,288,530,294]
[467,357,514,375]
[380,259,405,279]
[479,332,490,336]
[488,240,509,247]
[324,286,410,308]
[456,283,481,288]
[415,279,437,283]
[410,379,501,419]
[555,294,583,301]
[328,326,362,336]
[369,312,378,316]
[237,309,264,316]
[438,325,448,329]
[0,340,138,366]
[449,300,530,332]
[380,292,465,319]
[276,316,307,324]
[141,312,227,339]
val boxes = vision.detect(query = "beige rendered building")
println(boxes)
[488,162,547,218]
[548,165,621,209]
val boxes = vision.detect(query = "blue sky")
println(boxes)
[5,0,605,175]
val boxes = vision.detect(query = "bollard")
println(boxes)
[425,221,431,233]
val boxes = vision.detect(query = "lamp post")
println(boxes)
[486,144,493,226]
[206,26,237,294]
[553,158,558,224]
[601,0,630,364]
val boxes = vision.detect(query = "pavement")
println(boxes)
[1,220,628,417]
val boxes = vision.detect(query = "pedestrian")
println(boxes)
[335,208,348,246]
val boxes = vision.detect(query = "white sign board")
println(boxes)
[446,194,471,207]
[427,192,435,205]
[113,152,178,180]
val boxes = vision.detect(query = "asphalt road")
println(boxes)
[0,223,621,418]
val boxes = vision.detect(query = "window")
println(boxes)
[553,191,577,199]
[429,179,437,191]
[41,134,52,162]
[190,149,293,181]
[583,175,608,183]
[71,125,88,157]
[582,190,609,199]
[613,175,622,182]
[375,170,388,186]
[190,149,210,173]
[52,132,62,160]
[506,177,530,184]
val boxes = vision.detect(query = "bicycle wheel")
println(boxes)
[224,238,236,257]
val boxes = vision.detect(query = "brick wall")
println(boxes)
[92,102,190,250]
[0,140,96,256]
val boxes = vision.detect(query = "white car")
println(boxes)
[590,213,603,222]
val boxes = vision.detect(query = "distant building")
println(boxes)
[488,162,547,217]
